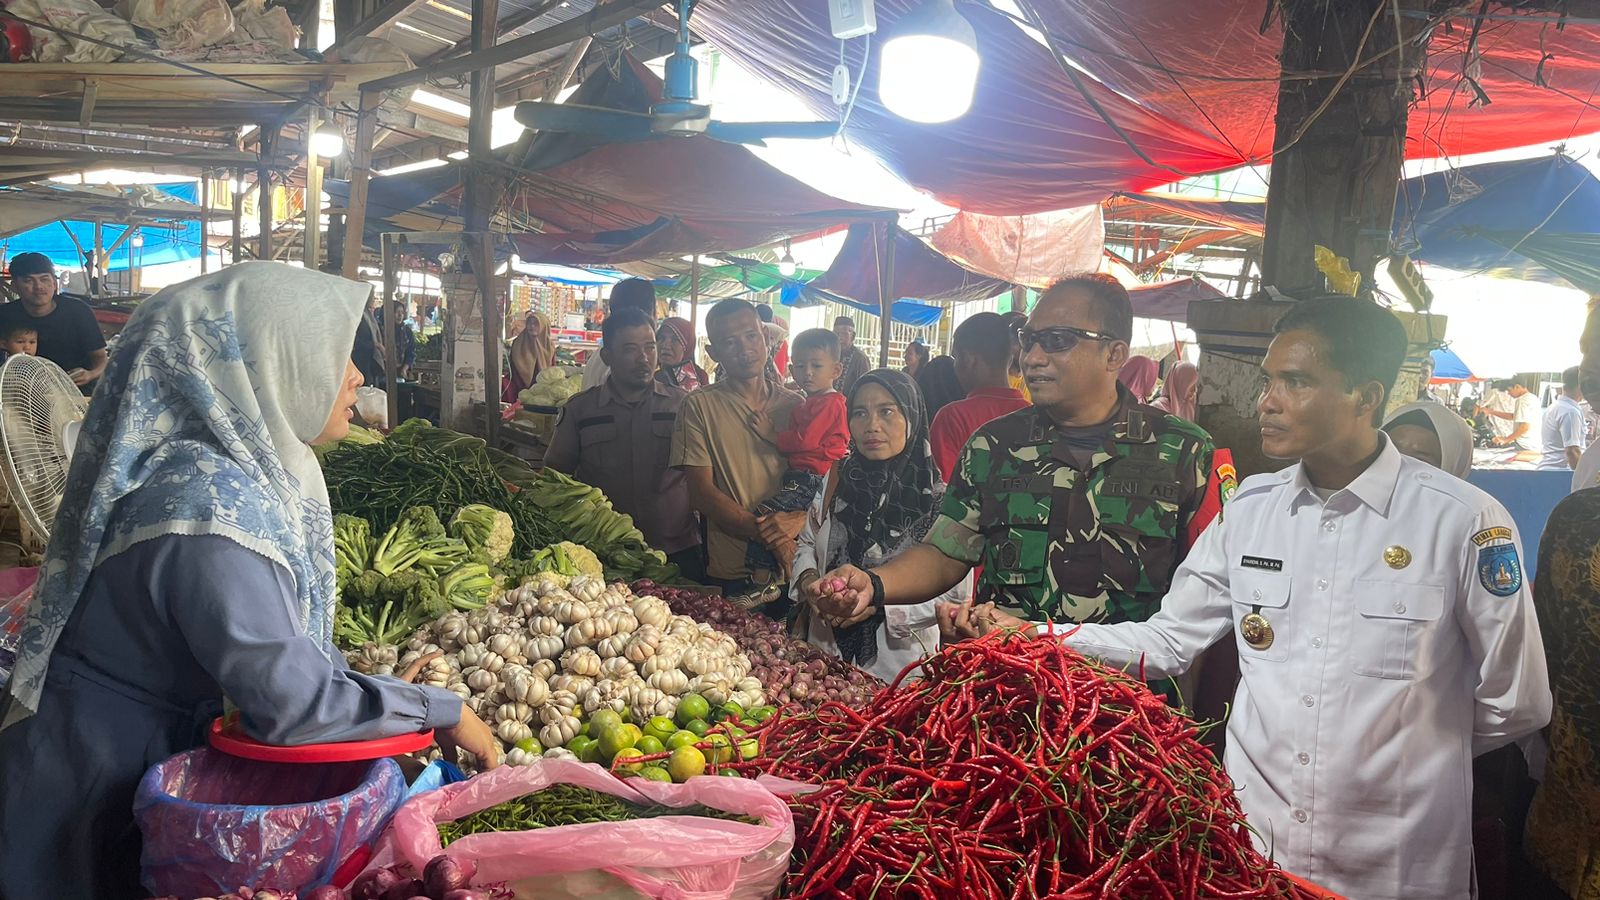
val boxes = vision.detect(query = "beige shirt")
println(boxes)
[670,379,801,580]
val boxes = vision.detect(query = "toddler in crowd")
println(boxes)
[748,327,850,581]
[0,323,37,364]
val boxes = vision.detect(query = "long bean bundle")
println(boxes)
[741,632,1325,899]
[437,784,758,845]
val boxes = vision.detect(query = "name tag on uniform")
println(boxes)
[1102,458,1180,502]
[1239,555,1283,572]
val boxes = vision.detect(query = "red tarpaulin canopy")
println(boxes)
[693,0,1600,216]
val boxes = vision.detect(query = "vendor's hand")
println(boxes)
[399,651,442,684]
[938,601,1035,640]
[757,510,806,545]
[67,368,91,386]
[440,704,500,771]
[821,605,877,629]
[810,565,874,620]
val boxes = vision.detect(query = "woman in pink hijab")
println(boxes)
[656,316,708,392]
[1117,356,1160,404]
[1152,361,1200,421]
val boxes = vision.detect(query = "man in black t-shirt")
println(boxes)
[1,253,108,391]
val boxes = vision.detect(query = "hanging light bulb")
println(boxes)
[778,241,797,278]
[310,125,345,159]
[878,0,981,124]
[131,233,145,248]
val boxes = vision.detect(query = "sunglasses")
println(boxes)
[1017,325,1117,354]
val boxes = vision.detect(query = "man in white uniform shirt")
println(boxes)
[913,297,1552,900]
[1538,366,1585,470]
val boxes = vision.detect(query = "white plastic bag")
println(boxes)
[128,0,234,50]
[7,0,147,62]
[354,386,388,430]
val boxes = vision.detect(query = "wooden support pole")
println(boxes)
[257,126,275,261]
[342,92,379,280]
[382,234,400,428]
[305,108,325,270]
[877,221,896,368]
[464,0,500,446]
[689,253,700,367]
[199,171,210,273]
[231,168,243,264]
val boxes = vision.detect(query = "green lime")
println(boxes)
[514,737,543,755]
[597,724,638,760]
[704,733,734,764]
[676,693,711,725]
[613,747,646,774]
[588,709,623,736]
[566,735,593,756]
[721,724,746,741]
[750,706,777,723]
[640,766,673,783]
[666,729,699,751]
[619,707,633,723]
[667,745,707,782]
[645,715,678,742]
[721,769,743,777]
[740,718,758,730]
[738,737,760,761]
[685,718,710,737]
[636,735,665,755]
[719,702,745,722]
[578,721,590,737]
[572,737,602,764]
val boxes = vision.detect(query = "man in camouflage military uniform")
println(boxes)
[805,273,1215,631]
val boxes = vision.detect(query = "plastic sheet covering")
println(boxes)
[6,0,148,62]
[134,748,405,897]
[0,567,38,689]
[366,759,795,900]
[813,223,1008,308]
[929,206,1105,289]
[128,0,233,51]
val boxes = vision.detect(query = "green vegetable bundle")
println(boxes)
[333,506,499,648]
[437,784,757,845]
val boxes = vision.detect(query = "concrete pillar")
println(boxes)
[1188,299,1447,478]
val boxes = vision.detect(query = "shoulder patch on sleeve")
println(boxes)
[1471,526,1512,546]
[1477,543,1523,596]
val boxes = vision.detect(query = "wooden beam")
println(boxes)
[361,0,661,93]
[258,126,276,260]
[382,234,400,428]
[877,222,895,368]
[231,167,244,263]
[78,80,98,127]
[341,0,427,42]
[1134,229,1239,276]
[466,0,501,447]
[431,0,562,62]
[343,92,380,280]
[305,109,325,270]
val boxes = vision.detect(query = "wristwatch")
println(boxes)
[866,569,885,608]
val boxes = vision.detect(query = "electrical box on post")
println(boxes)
[829,0,876,38]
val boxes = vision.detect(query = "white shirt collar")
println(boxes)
[1284,433,1403,516]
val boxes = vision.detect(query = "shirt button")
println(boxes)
[1316,578,1329,591]
[1293,809,1309,823]
[1393,601,1407,614]
[1302,695,1315,707]
[1297,752,1310,766]
[1252,589,1262,601]
[1311,637,1323,649]
[1323,521,1337,533]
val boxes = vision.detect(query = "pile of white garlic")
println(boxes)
[348,572,765,764]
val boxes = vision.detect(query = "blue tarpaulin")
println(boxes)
[779,281,945,328]
[1,183,203,273]
[1123,154,1600,294]
[1430,346,1478,382]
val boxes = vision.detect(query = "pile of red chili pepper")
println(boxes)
[737,632,1327,899]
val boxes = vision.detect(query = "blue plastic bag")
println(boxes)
[134,747,405,897]
[404,759,466,801]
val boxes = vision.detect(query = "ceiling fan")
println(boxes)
[514,0,841,147]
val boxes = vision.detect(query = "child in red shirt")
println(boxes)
[748,328,850,579]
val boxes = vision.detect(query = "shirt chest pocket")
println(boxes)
[578,420,620,458]
[980,480,1051,587]
[1350,580,1446,680]
[1229,569,1292,663]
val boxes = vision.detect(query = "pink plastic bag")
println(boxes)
[367,760,794,900]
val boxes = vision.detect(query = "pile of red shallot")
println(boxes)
[632,580,881,708]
